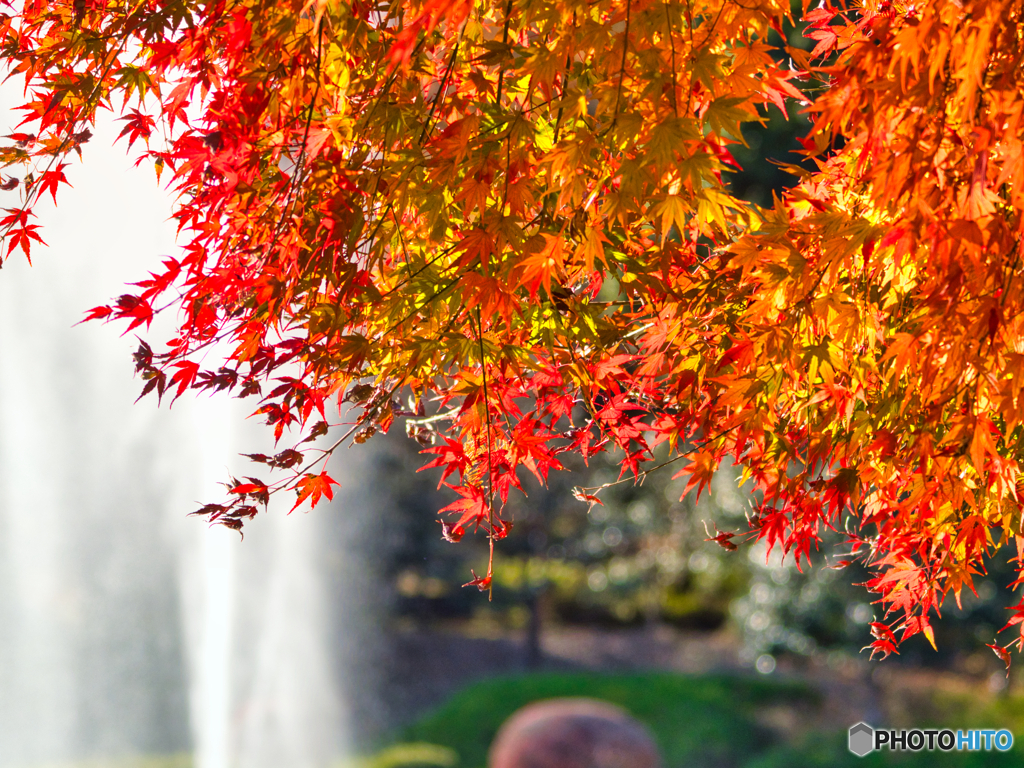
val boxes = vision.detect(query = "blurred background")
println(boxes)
[2,19,1024,768]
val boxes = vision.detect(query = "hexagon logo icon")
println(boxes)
[849,722,874,757]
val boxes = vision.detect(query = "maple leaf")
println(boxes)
[515,233,565,299]
[438,484,489,531]
[463,569,492,592]
[441,522,465,543]
[1,207,44,262]
[761,69,806,117]
[290,472,340,512]
[988,643,1012,675]
[419,438,469,489]
[571,486,604,511]
[866,622,900,660]
[229,477,269,506]
[117,109,156,149]
[703,522,738,552]
[168,360,199,401]
[902,615,937,651]
[674,449,718,502]
[37,164,70,204]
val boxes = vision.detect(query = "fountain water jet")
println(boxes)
[0,114,354,768]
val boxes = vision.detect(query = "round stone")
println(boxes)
[488,697,662,768]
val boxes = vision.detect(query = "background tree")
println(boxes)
[3,0,1024,660]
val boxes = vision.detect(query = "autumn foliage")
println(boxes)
[3,0,1024,660]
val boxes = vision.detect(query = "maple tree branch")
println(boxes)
[551,13,576,147]
[420,38,461,144]
[378,240,460,299]
[501,134,511,215]
[357,37,425,133]
[494,0,514,106]
[390,205,411,275]
[406,408,460,426]
[241,18,328,275]
[477,309,496,599]
[696,2,728,50]
[380,273,463,340]
[664,1,680,118]
[280,18,326,225]
[362,123,393,258]
[283,419,370,484]
[574,425,733,499]
[609,0,632,132]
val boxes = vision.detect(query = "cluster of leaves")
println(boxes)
[4,0,1024,660]
[381,424,1014,677]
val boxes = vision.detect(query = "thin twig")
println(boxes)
[574,425,733,498]
[610,0,633,129]
[664,1,680,118]
[420,39,461,144]
[495,0,514,105]
[477,309,496,600]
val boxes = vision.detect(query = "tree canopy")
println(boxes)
[3,0,1024,661]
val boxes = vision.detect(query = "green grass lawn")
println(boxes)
[385,671,1024,768]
